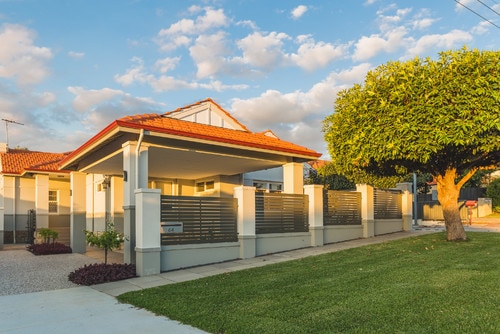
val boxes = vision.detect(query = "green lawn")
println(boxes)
[118,232,500,334]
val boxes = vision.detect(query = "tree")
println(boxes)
[323,47,500,241]
[84,221,126,264]
[305,162,356,190]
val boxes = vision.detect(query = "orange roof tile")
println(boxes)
[115,115,321,158]
[0,149,71,175]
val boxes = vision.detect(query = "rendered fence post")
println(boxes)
[396,183,413,231]
[357,184,375,238]
[304,184,324,246]
[135,188,161,276]
[234,186,256,259]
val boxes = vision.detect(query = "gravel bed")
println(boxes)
[0,247,99,296]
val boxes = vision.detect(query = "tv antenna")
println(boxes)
[2,118,24,148]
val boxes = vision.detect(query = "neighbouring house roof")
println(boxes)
[307,160,329,170]
[59,99,321,173]
[0,149,71,176]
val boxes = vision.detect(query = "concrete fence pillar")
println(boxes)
[396,182,413,231]
[304,184,324,246]
[234,186,256,259]
[0,175,4,249]
[357,184,375,238]
[135,188,161,276]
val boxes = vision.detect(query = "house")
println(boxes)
[0,145,72,248]
[0,99,323,254]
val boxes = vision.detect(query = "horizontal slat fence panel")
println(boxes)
[324,190,362,225]
[374,189,402,219]
[255,193,308,234]
[160,195,238,245]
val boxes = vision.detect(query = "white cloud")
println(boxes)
[189,31,230,78]
[454,0,475,11]
[237,31,291,69]
[406,29,473,57]
[68,51,85,59]
[156,7,229,52]
[229,64,372,156]
[0,23,52,85]
[68,86,126,113]
[352,26,408,61]
[68,86,163,131]
[291,37,349,71]
[291,5,308,19]
[154,57,181,74]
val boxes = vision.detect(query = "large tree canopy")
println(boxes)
[323,47,499,240]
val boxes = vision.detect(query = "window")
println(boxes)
[48,190,58,214]
[196,180,215,193]
[253,181,283,193]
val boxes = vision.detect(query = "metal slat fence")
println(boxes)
[255,193,308,234]
[324,190,362,225]
[160,195,238,245]
[374,189,402,219]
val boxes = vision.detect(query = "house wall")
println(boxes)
[2,175,71,244]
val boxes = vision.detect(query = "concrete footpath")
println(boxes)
[1,222,498,334]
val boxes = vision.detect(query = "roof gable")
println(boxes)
[163,98,249,131]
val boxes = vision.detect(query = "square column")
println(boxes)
[135,188,161,276]
[35,174,49,229]
[304,184,324,246]
[70,172,87,253]
[357,184,374,238]
[396,183,413,231]
[234,186,256,259]
[283,162,304,194]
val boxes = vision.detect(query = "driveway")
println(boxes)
[0,246,205,333]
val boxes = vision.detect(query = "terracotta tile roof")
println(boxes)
[116,114,321,158]
[307,160,329,170]
[0,149,71,175]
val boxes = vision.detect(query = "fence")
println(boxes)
[255,192,308,234]
[323,190,361,225]
[160,195,238,245]
[374,189,402,219]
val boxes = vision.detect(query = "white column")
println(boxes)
[135,188,161,276]
[283,162,304,194]
[357,184,375,238]
[396,183,413,231]
[304,184,324,246]
[70,172,87,253]
[234,186,256,259]
[35,174,49,229]
[122,142,137,264]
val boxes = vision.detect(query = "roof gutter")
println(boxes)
[135,129,145,189]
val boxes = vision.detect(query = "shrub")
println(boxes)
[37,228,59,244]
[486,178,500,211]
[68,263,136,286]
[27,242,72,255]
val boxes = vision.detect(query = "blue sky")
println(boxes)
[0,0,498,157]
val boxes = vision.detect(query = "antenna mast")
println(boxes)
[1,118,24,148]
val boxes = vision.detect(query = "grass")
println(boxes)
[118,232,500,334]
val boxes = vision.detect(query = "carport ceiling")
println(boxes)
[80,145,286,179]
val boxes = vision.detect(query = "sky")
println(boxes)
[0,0,498,158]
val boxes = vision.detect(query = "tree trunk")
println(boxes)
[436,169,467,241]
